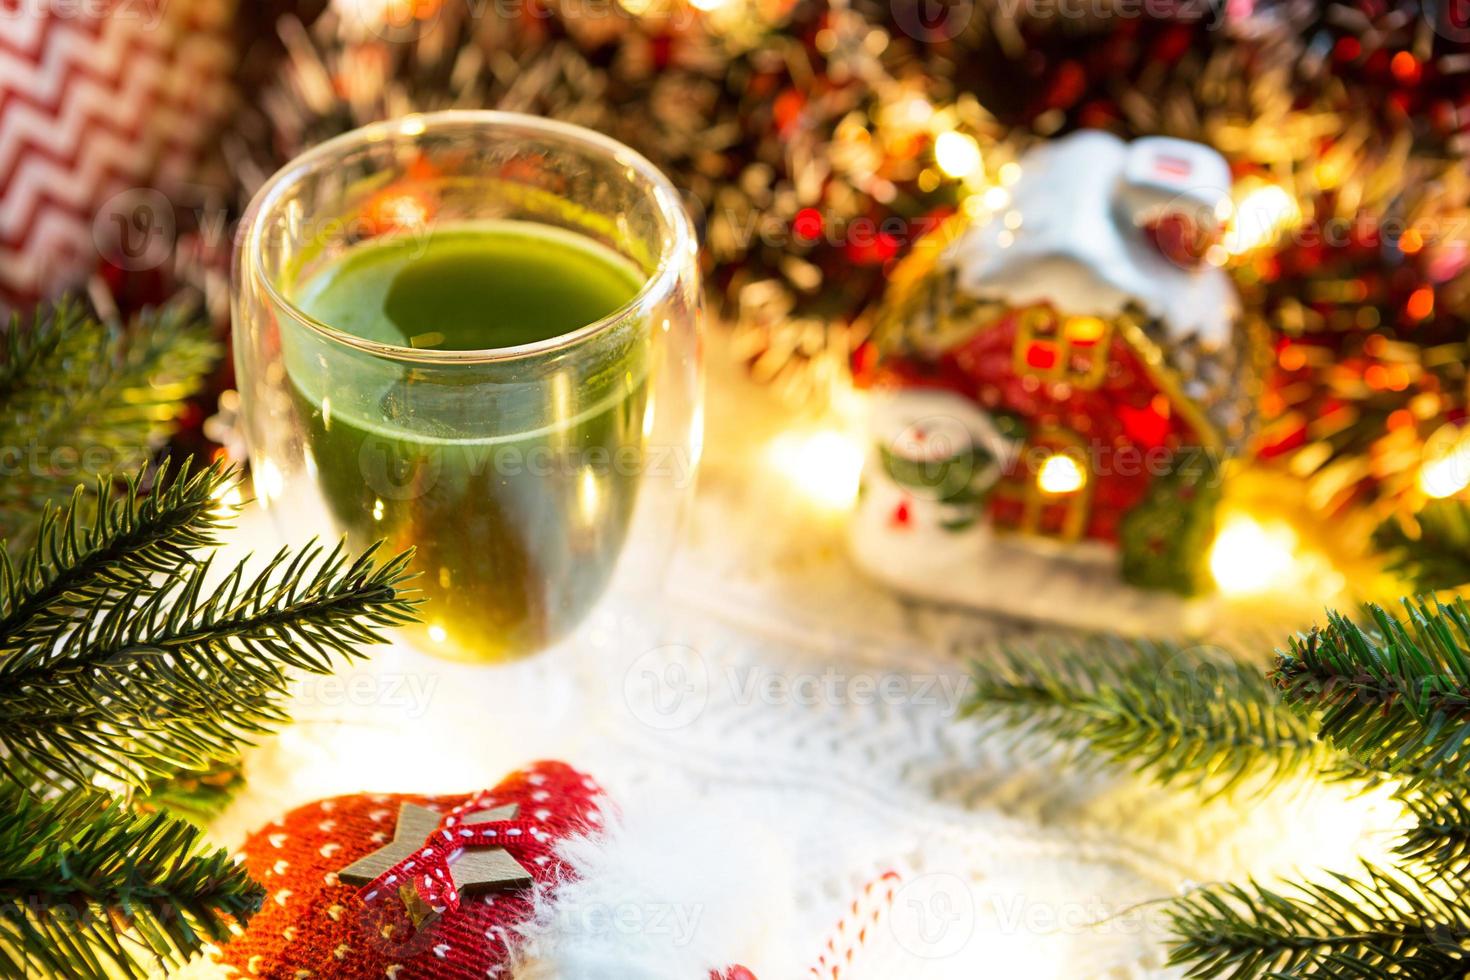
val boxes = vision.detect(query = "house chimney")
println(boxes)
[1112,137,1233,266]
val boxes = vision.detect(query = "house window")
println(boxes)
[990,427,1092,541]
[1012,307,1113,389]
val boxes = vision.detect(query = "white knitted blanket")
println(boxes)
[200,350,1400,979]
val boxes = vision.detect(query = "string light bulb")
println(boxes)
[767,429,864,512]
[934,131,982,179]
[1209,513,1298,597]
[1223,181,1300,255]
[1418,423,1470,499]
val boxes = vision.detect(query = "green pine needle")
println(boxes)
[1396,790,1470,879]
[137,761,246,829]
[1373,499,1470,594]
[0,298,218,548]
[1272,599,1470,788]
[0,458,235,654]
[0,294,419,978]
[965,602,1470,978]
[0,461,419,796]
[0,538,418,795]
[964,636,1332,797]
[0,779,262,979]
[1167,864,1470,978]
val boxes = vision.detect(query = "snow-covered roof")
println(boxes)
[946,131,1239,349]
[873,131,1259,451]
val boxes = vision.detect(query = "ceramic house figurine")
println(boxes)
[852,131,1260,633]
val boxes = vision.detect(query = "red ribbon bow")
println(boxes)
[344,764,607,924]
[360,795,543,915]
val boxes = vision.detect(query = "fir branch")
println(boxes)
[1167,864,1470,978]
[1373,498,1470,593]
[965,636,1333,797]
[1272,599,1470,787]
[136,761,245,829]
[0,779,261,979]
[0,538,418,794]
[0,298,218,547]
[1396,791,1470,879]
[0,458,236,654]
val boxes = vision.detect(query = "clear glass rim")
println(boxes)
[244,110,694,365]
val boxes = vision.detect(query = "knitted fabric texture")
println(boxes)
[215,760,605,979]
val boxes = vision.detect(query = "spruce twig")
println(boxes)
[0,460,419,795]
[1396,791,1470,879]
[1272,599,1470,788]
[0,298,218,549]
[0,295,416,978]
[137,761,246,829]
[0,780,262,979]
[0,536,418,794]
[965,636,1332,797]
[1373,499,1470,594]
[0,458,235,653]
[1167,864,1470,978]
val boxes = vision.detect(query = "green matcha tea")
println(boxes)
[285,222,648,660]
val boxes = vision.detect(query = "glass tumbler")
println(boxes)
[234,111,703,662]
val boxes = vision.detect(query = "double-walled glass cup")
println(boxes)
[234,111,702,662]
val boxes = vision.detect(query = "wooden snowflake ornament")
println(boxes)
[213,761,604,979]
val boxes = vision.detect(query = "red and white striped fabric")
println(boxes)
[0,0,233,308]
[712,872,902,980]
[806,871,902,980]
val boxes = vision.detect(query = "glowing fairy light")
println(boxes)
[1420,457,1470,499]
[1209,513,1299,597]
[254,458,286,507]
[1223,181,1299,255]
[689,0,728,12]
[427,623,448,644]
[767,430,864,511]
[1418,424,1470,499]
[898,96,934,128]
[1036,453,1085,495]
[212,482,244,519]
[934,131,982,179]
[345,0,442,30]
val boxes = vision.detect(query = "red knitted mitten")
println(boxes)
[215,761,605,979]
